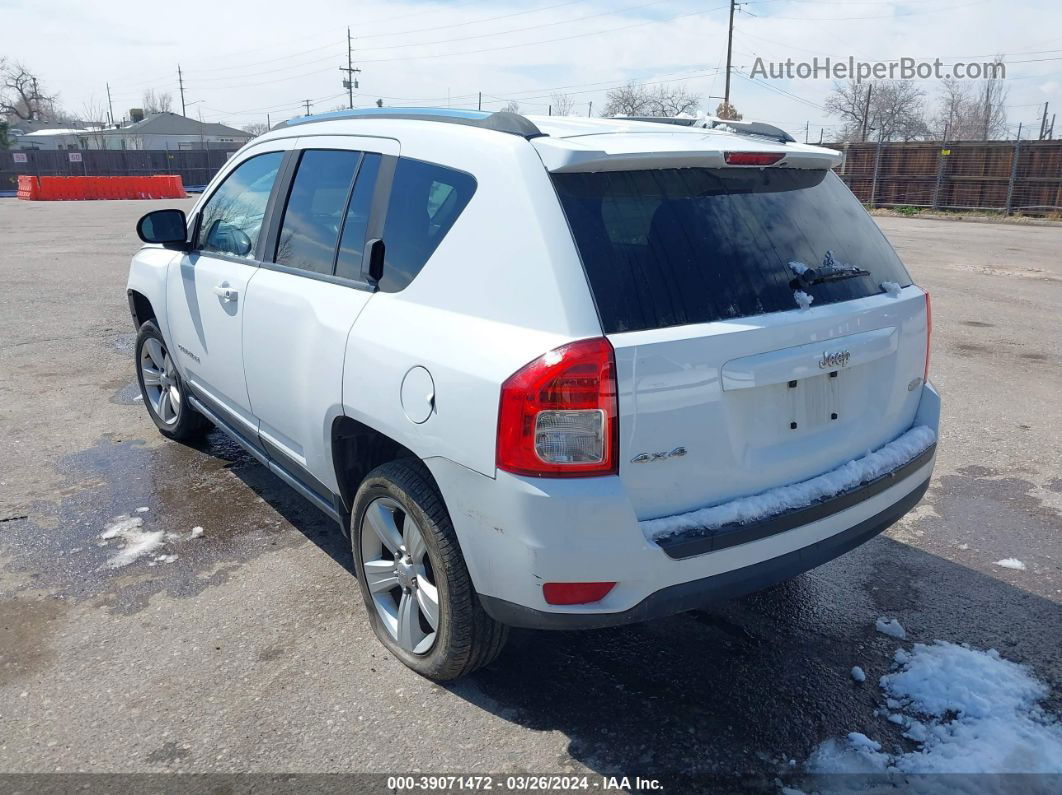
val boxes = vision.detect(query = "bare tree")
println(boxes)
[932,67,1008,141]
[648,85,700,117]
[825,80,929,142]
[603,82,653,117]
[1,59,59,121]
[502,100,521,114]
[604,81,701,117]
[550,92,576,116]
[79,98,109,148]
[714,101,742,121]
[242,122,270,137]
[142,89,173,115]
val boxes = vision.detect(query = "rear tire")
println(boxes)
[351,460,508,681]
[134,321,211,442]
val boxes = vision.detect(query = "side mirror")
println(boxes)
[365,238,385,283]
[137,209,188,250]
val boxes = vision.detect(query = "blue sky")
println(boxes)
[2,0,1059,138]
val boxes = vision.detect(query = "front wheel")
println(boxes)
[351,460,508,681]
[135,321,210,441]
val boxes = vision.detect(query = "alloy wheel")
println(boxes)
[360,496,440,654]
[140,337,181,425]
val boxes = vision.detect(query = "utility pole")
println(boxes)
[804,121,809,143]
[723,0,737,107]
[105,82,114,126]
[303,99,313,116]
[588,100,593,117]
[477,91,482,110]
[982,81,992,140]
[340,27,361,110]
[266,113,271,130]
[177,65,187,116]
[860,84,873,142]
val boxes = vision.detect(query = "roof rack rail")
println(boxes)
[283,107,545,139]
[614,115,698,127]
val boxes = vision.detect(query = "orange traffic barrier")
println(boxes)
[17,175,40,200]
[15,175,186,201]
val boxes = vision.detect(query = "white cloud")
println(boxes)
[2,0,1058,137]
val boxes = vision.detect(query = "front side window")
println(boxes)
[378,158,476,293]
[275,149,362,275]
[196,152,283,259]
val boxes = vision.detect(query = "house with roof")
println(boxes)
[82,112,252,151]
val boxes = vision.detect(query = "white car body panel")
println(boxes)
[126,111,938,627]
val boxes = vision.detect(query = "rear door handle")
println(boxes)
[213,285,238,303]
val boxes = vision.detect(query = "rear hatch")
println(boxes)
[551,164,929,522]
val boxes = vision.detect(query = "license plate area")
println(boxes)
[785,369,842,433]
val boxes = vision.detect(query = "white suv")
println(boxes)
[127,109,939,681]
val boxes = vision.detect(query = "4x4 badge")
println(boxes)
[631,447,687,464]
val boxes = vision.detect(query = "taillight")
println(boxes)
[723,152,785,166]
[923,290,932,382]
[497,337,618,477]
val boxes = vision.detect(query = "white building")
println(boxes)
[12,112,252,151]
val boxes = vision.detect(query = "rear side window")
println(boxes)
[378,158,476,293]
[275,150,361,275]
[196,151,283,259]
[552,169,912,333]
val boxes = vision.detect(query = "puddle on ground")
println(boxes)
[0,432,349,615]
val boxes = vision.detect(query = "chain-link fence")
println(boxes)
[1,148,241,195]
[832,140,1062,216]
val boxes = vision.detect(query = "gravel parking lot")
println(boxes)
[1,199,1060,786]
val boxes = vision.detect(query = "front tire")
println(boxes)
[351,460,508,681]
[134,320,210,441]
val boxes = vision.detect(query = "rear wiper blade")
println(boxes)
[788,251,869,288]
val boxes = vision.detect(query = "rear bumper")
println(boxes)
[426,382,940,630]
[480,475,929,629]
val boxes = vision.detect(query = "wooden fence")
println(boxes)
[832,139,1062,215]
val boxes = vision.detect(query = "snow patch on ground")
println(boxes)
[100,515,165,569]
[793,290,814,310]
[190,526,205,538]
[806,641,1062,775]
[642,425,936,541]
[852,666,866,683]
[876,617,907,639]
[994,558,1027,571]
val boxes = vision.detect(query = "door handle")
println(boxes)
[213,285,238,303]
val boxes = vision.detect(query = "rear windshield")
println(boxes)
[552,168,912,333]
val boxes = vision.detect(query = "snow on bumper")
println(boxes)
[641,424,937,543]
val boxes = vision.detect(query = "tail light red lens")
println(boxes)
[543,582,616,605]
[497,337,618,477]
[724,152,785,166]
[923,290,932,383]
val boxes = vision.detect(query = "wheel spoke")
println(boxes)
[366,502,403,554]
[158,389,172,421]
[141,365,163,386]
[404,518,427,563]
[169,385,181,409]
[364,560,399,594]
[397,591,423,652]
[145,339,166,371]
[416,579,440,630]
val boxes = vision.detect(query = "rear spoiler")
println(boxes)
[533,136,843,173]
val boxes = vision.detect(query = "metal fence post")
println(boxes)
[1004,136,1022,216]
[931,140,949,210]
[870,137,883,208]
